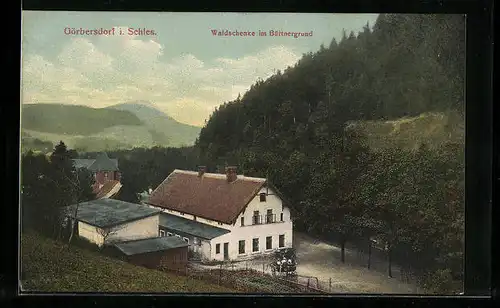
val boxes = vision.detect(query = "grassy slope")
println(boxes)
[346,111,464,151]
[20,232,237,293]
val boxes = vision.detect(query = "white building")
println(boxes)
[145,166,293,261]
[65,198,161,247]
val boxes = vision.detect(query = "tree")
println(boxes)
[66,167,95,244]
[21,151,57,235]
[21,143,95,241]
[95,224,126,248]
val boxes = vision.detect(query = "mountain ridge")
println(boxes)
[21,102,202,152]
[105,101,201,146]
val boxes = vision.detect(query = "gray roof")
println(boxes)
[114,236,188,256]
[66,199,160,228]
[72,153,119,171]
[159,213,230,240]
[72,159,96,169]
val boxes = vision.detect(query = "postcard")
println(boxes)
[20,11,465,295]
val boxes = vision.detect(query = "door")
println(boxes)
[223,242,229,260]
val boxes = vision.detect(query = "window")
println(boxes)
[167,232,173,237]
[239,240,245,254]
[279,234,285,248]
[280,213,284,222]
[266,236,272,250]
[216,243,221,254]
[218,222,223,226]
[183,237,189,244]
[159,230,165,237]
[253,211,260,225]
[260,192,266,202]
[240,217,245,226]
[266,209,273,223]
[252,238,259,252]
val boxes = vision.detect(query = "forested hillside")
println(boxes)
[22,104,143,135]
[196,14,464,164]
[193,14,465,293]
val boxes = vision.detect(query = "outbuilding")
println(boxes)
[112,236,189,271]
[65,198,161,247]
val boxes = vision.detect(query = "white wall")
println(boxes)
[201,241,211,261]
[78,221,105,246]
[77,214,160,247]
[209,187,293,261]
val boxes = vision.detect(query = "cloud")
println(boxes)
[22,30,301,126]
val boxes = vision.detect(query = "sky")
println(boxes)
[21,11,379,126]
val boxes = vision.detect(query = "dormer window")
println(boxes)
[259,192,267,202]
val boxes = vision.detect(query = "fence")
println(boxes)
[187,256,419,294]
[347,241,419,285]
[163,260,328,293]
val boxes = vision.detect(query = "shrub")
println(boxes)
[422,269,458,294]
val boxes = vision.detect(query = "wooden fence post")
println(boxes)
[219,263,222,285]
[329,278,332,292]
[262,263,265,274]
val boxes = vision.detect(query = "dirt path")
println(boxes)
[293,232,424,294]
[191,232,425,294]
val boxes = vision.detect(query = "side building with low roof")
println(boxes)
[158,213,230,260]
[65,198,161,247]
[111,236,189,271]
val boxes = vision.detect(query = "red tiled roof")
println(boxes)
[146,170,266,224]
[95,180,121,199]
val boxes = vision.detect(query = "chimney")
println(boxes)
[225,166,237,183]
[198,166,206,177]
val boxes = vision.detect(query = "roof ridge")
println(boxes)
[172,169,266,182]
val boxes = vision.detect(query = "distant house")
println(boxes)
[65,198,161,247]
[72,152,122,199]
[145,166,293,261]
[112,236,189,271]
